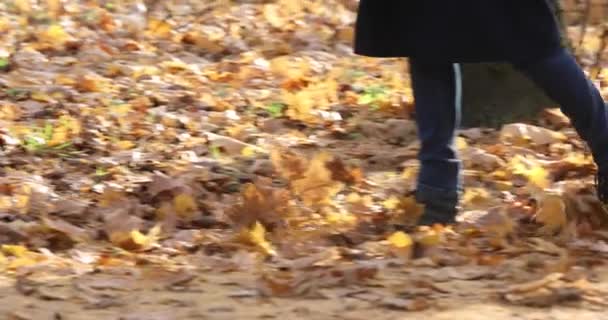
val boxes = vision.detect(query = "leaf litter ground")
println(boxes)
[1,0,608,319]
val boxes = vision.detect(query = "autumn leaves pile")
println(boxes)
[0,0,608,304]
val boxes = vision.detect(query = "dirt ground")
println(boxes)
[2,253,608,320]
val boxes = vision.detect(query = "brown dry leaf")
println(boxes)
[207,132,263,156]
[291,152,343,206]
[501,123,566,145]
[284,247,341,269]
[506,272,564,294]
[42,218,90,242]
[461,207,515,239]
[173,193,200,221]
[229,180,289,229]
[181,31,224,54]
[380,297,430,311]
[270,149,308,181]
[46,0,64,18]
[541,108,570,128]
[401,196,424,225]
[461,147,506,171]
[325,157,364,185]
[535,193,568,234]
[104,207,146,250]
[146,173,191,198]
[502,273,586,307]
[257,273,294,297]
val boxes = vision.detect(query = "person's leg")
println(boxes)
[409,59,463,225]
[513,48,608,203]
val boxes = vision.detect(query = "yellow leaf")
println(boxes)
[462,188,491,207]
[243,221,276,256]
[0,252,7,265]
[47,126,68,146]
[47,0,63,17]
[174,194,199,219]
[326,210,357,225]
[401,166,418,181]
[0,196,12,210]
[382,196,401,210]
[455,137,468,150]
[241,146,257,158]
[415,229,441,247]
[2,245,29,258]
[388,231,413,248]
[55,75,76,86]
[8,256,38,270]
[132,66,161,79]
[31,91,54,102]
[160,60,190,73]
[130,225,161,250]
[14,0,31,14]
[509,156,550,189]
[42,25,70,45]
[115,140,135,150]
[388,231,413,260]
[59,115,81,135]
[109,103,133,116]
[263,4,287,29]
[13,194,29,213]
[535,193,567,234]
[147,19,172,38]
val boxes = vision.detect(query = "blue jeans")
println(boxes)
[411,48,608,214]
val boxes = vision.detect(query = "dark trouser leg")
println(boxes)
[409,59,463,225]
[513,48,608,172]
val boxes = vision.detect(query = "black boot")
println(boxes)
[415,190,459,226]
[596,170,608,208]
[417,203,458,226]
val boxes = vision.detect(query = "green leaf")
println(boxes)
[210,145,222,158]
[266,102,286,118]
[6,88,26,98]
[52,142,72,150]
[95,167,109,177]
[0,58,9,69]
[44,123,53,140]
[358,94,376,105]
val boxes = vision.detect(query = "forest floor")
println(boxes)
[2,1,608,319]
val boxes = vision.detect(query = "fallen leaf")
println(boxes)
[239,221,276,257]
[229,180,289,229]
[535,193,567,234]
[501,123,566,145]
[380,297,430,311]
[387,231,413,260]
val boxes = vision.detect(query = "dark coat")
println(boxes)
[354,1,563,63]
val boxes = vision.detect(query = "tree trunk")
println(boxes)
[460,0,570,128]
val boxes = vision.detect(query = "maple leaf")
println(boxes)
[238,221,276,257]
[270,149,308,181]
[229,179,289,229]
[291,152,344,206]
